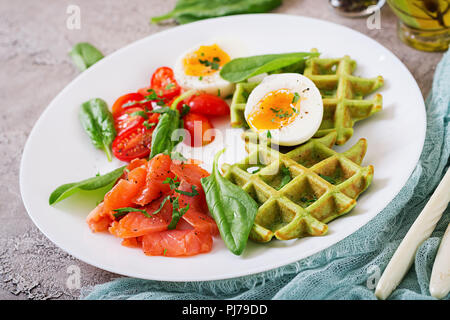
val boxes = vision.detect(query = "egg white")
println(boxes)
[174,40,240,97]
[244,73,323,146]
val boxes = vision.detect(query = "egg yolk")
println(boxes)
[247,89,300,130]
[182,44,230,77]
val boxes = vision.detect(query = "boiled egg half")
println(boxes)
[244,73,323,146]
[174,42,236,97]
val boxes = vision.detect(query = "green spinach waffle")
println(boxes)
[221,132,374,242]
[229,54,384,145]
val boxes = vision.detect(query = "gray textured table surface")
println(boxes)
[0,0,444,300]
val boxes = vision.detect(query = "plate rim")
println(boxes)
[19,13,426,281]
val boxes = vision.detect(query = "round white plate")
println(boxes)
[20,14,426,281]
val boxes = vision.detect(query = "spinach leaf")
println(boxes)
[220,51,320,83]
[69,42,104,71]
[49,166,126,205]
[149,91,195,159]
[151,0,282,24]
[149,109,180,158]
[201,149,258,255]
[79,98,116,161]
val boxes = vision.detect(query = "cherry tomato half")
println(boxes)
[151,67,181,102]
[112,124,154,162]
[114,106,146,136]
[186,93,230,117]
[183,113,215,147]
[111,92,154,117]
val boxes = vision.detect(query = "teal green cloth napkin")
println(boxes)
[83,50,450,300]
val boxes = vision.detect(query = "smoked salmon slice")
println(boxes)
[142,229,213,257]
[103,166,147,218]
[87,154,218,257]
[86,202,112,232]
[109,196,173,238]
[134,154,174,206]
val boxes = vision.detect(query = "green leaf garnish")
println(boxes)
[113,207,152,219]
[69,42,104,71]
[49,166,126,205]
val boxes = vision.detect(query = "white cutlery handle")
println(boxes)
[430,223,450,299]
[375,169,450,300]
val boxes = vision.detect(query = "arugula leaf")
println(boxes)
[220,52,320,83]
[49,166,126,205]
[79,98,116,161]
[69,42,104,71]
[201,149,258,255]
[151,0,282,24]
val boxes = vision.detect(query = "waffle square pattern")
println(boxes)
[229,54,384,145]
[221,132,374,242]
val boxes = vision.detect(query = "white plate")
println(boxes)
[20,14,426,281]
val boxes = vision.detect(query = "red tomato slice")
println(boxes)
[186,93,230,116]
[183,113,215,147]
[114,106,146,135]
[112,124,153,162]
[112,93,144,117]
[151,67,181,102]
[112,92,154,117]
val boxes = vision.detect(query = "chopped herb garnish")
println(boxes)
[211,62,220,70]
[145,89,159,100]
[163,176,180,190]
[319,174,337,185]
[168,198,189,230]
[300,195,318,205]
[180,104,191,117]
[143,121,156,129]
[292,92,300,104]
[213,57,220,62]
[175,185,198,197]
[199,76,203,81]
[151,107,171,114]
[162,174,198,229]
[267,130,272,139]
[163,248,168,256]
[277,167,292,190]
[198,58,220,71]
[129,111,148,119]
[113,207,152,219]
[270,107,294,119]
[217,89,221,97]
[247,166,261,174]
[165,83,175,90]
